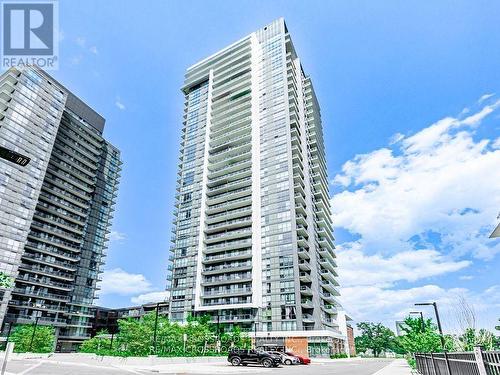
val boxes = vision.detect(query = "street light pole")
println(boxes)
[253,310,259,350]
[29,316,40,352]
[432,303,445,347]
[409,311,425,333]
[216,313,220,340]
[216,313,221,354]
[415,302,451,375]
[416,302,445,348]
[153,302,160,354]
[152,301,168,354]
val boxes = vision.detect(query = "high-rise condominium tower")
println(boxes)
[168,19,347,354]
[0,67,121,351]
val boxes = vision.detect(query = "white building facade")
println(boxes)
[168,18,346,354]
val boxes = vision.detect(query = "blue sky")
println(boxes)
[44,1,500,331]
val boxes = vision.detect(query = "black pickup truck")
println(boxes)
[228,349,281,367]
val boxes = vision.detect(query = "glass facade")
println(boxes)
[0,68,66,327]
[168,19,341,336]
[0,67,121,352]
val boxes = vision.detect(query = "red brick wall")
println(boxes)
[347,325,356,356]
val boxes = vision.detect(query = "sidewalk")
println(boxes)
[372,359,413,375]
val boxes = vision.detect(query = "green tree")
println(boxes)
[397,317,443,354]
[493,335,500,350]
[9,324,55,353]
[115,313,156,356]
[0,272,13,289]
[79,312,251,357]
[495,319,500,349]
[451,328,496,351]
[355,322,397,357]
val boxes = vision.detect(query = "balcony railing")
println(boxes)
[22,253,77,271]
[203,250,252,262]
[4,313,67,325]
[202,287,252,296]
[12,288,70,302]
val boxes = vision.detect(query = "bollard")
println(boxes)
[1,342,14,375]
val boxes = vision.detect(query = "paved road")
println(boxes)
[0,358,396,375]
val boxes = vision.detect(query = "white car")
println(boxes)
[269,351,300,365]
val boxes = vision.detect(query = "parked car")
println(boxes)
[285,351,311,365]
[268,351,300,365]
[227,349,281,368]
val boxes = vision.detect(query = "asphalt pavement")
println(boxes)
[0,357,405,375]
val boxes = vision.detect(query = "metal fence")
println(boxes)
[415,348,500,375]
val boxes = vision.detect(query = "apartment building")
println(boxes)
[90,302,170,337]
[168,19,346,355]
[0,67,121,352]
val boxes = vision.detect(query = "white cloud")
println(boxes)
[459,275,474,281]
[341,284,453,328]
[337,243,470,288]
[115,97,126,111]
[332,97,500,331]
[478,93,495,103]
[389,132,405,145]
[109,230,126,242]
[89,46,98,55]
[341,282,500,333]
[100,268,152,296]
[332,99,500,260]
[493,137,500,149]
[131,291,170,305]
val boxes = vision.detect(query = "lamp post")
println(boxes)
[216,313,221,354]
[409,311,425,332]
[152,301,168,354]
[29,314,41,352]
[253,310,259,350]
[415,302,451,375]
[415,303,445,348]
[216,313,220,339]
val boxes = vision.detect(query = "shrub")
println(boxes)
[331,353,349,359]
[79,330,115,355]
[79,312,251,357]
[406,355,416,369]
